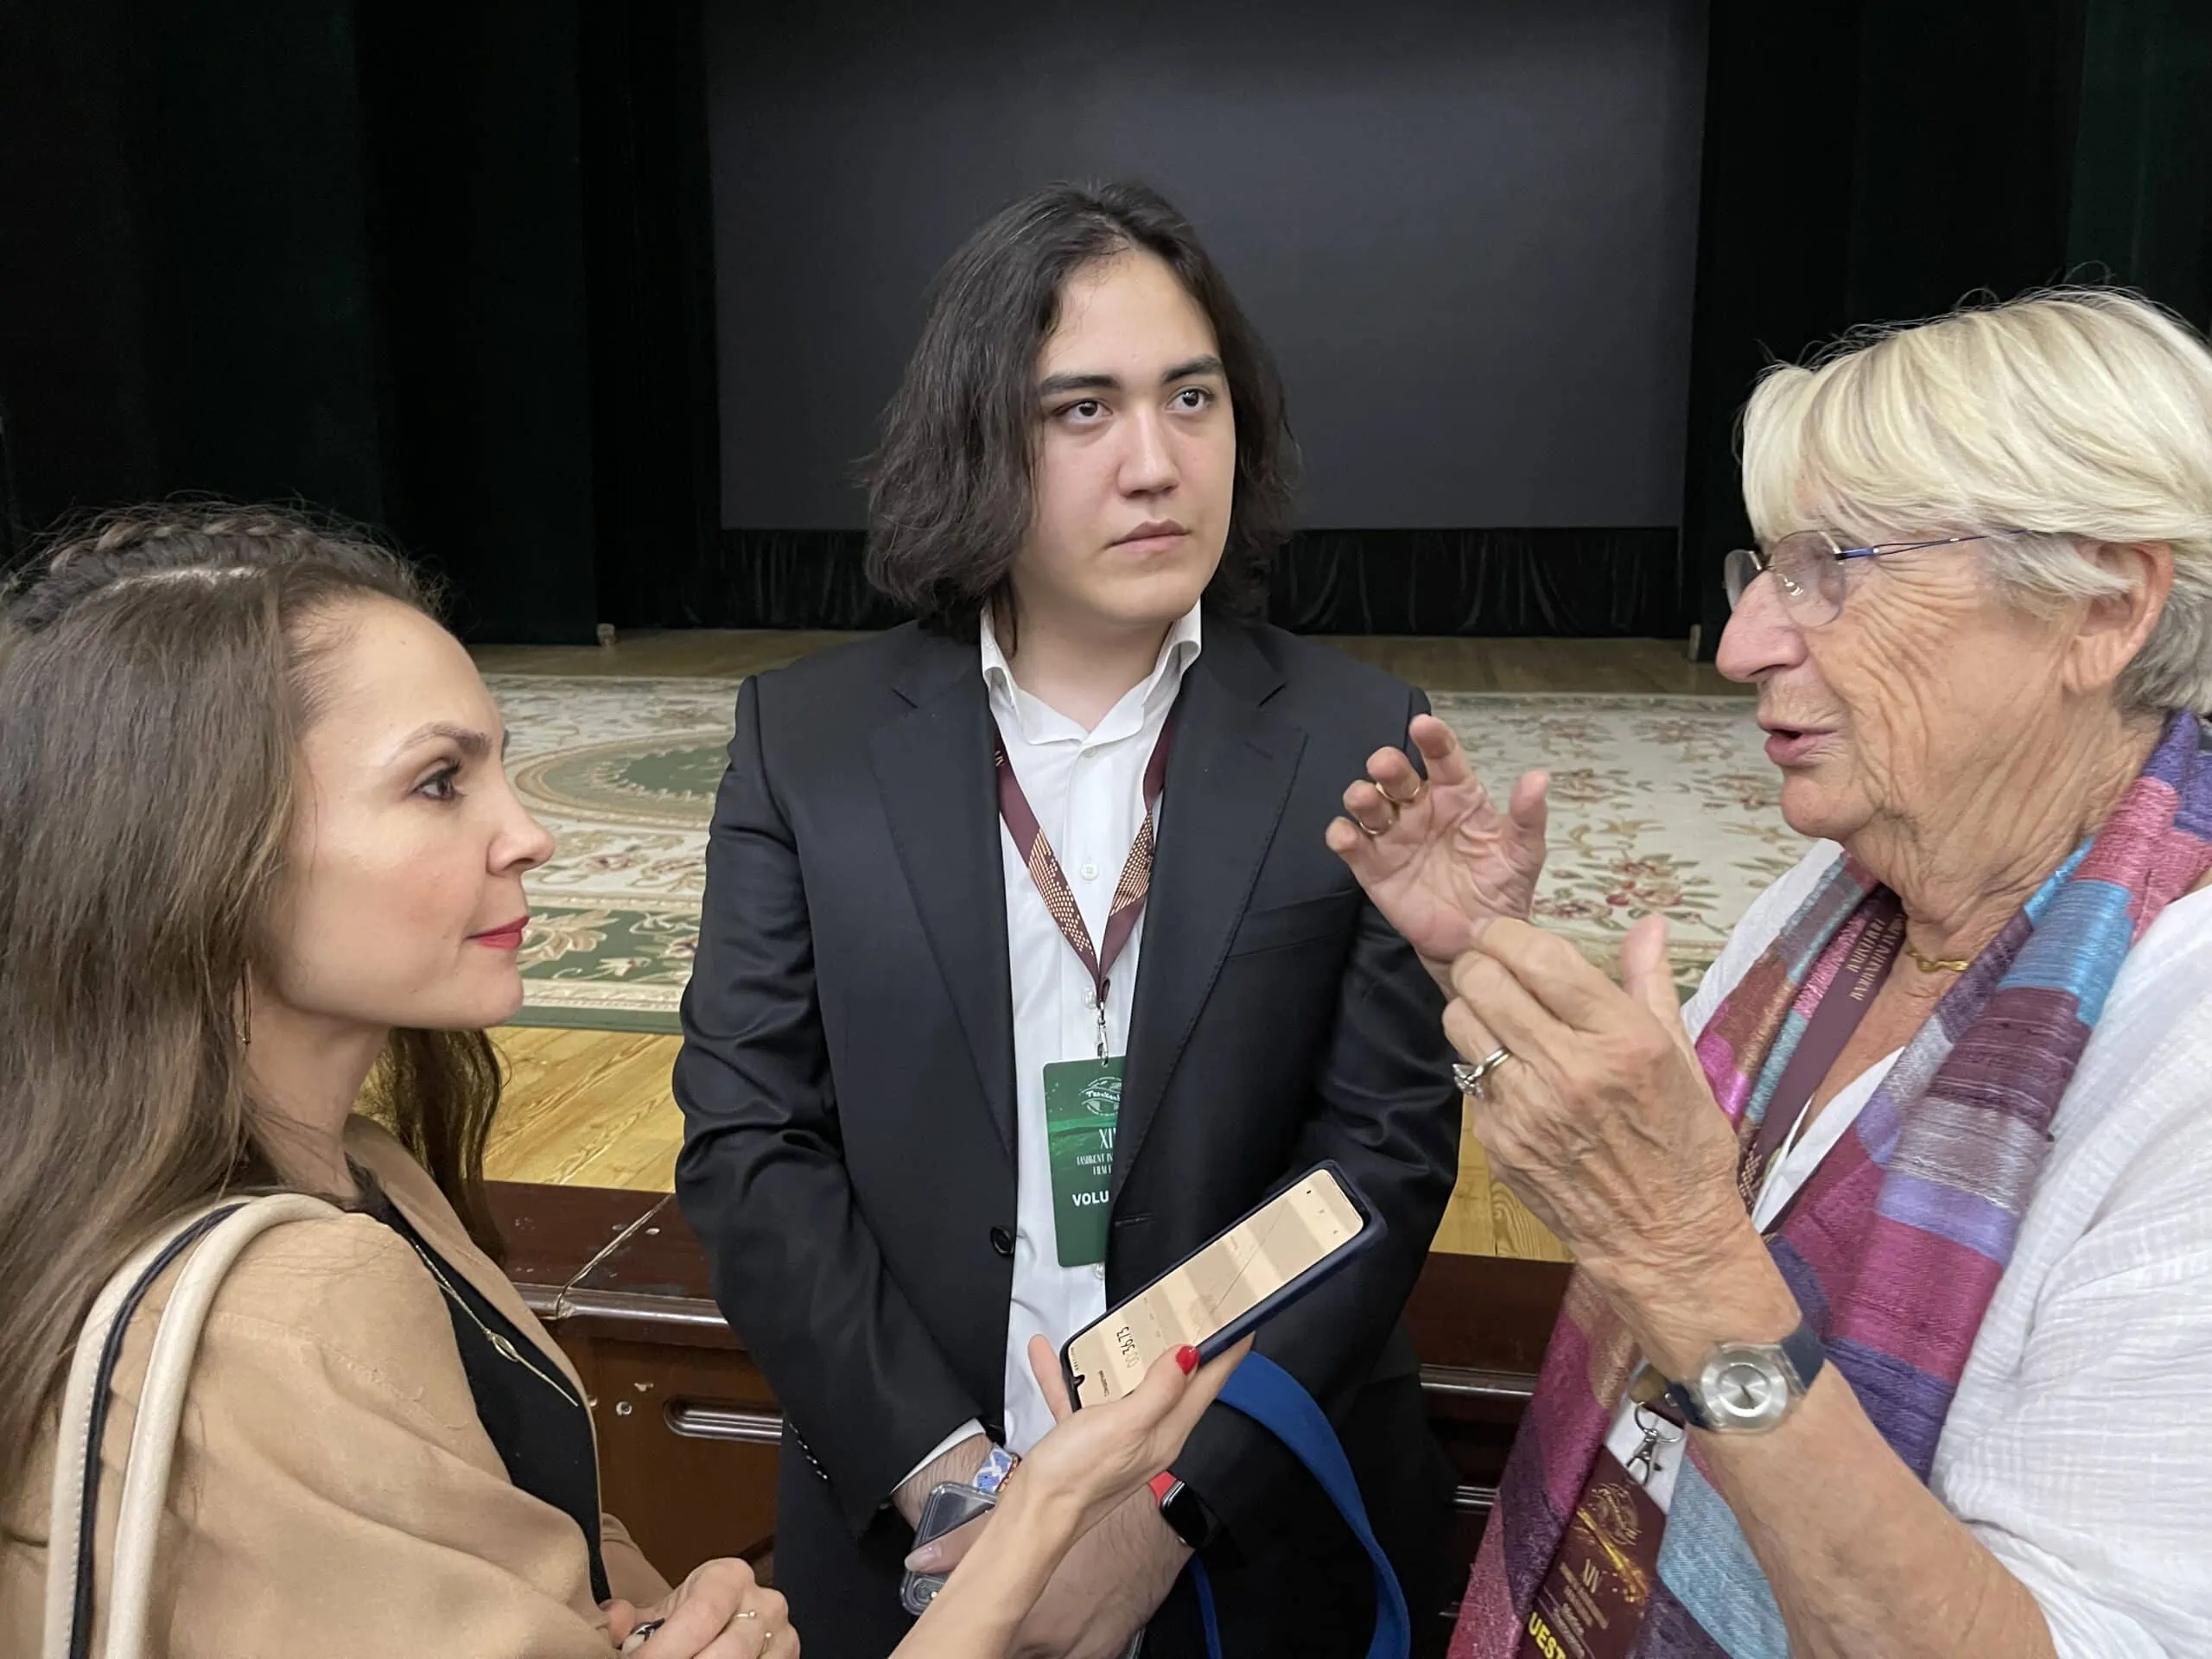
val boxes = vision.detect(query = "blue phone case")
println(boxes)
[1058,1160,1383,1408]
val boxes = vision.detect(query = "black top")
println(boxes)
[364,1185,610,1605]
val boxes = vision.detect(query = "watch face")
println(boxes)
[1700,1344,1794,1432]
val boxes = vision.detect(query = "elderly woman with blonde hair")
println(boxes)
[1335,289,2212,1657]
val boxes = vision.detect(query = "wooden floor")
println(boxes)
[477,630,1750,1262]
[480,1027,1568,1258]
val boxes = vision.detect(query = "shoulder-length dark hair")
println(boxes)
[0,502,505,1528]
[865,180,1299,638]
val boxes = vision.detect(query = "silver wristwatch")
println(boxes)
[1662,1319,1824,1433]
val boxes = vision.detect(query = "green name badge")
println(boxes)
[1043,1056,1122,1268]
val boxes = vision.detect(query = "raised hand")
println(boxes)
[1325,713,1549,984]
[1441,914,1739,1276]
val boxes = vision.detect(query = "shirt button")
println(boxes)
[1092,1265,1106,1281]
[1080,861,1098,880]
[1084,990,1097,1009]
[989,1226,1015,1257]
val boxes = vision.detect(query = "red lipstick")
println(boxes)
[469,916,531,951]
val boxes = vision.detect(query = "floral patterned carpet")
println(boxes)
[492,676,1808,1031]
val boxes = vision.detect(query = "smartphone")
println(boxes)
[1058,1162,1379,1410]
[898,1481,998,1615]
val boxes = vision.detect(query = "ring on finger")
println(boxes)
[1351,809,1395,838]
[1376,775,1425,809]
[1354,796,1402,837]
[1452,1046,1513,1098]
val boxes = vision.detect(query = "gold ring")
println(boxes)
[1352,795,1402,838]
[1377,775,1426,809]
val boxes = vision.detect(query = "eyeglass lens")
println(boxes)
[1723,547,1758,608]
[1726,531,1843,619]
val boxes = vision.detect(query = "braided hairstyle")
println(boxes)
[0,502,506,1529]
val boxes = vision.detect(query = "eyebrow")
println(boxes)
[1037,354,1225,399]
[391,721,503,763]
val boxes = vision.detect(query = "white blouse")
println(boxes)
[1601,841,2212,1656]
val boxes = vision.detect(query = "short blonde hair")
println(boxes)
[1740,288,2212,713]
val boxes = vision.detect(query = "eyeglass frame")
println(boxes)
[1723,530,2020,622]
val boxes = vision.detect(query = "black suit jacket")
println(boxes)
[673,614,1460,1652]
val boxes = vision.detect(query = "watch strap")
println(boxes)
[1152,1473,1221,1551]
[1779,1319,1826,1395]
[1663,1318,1825,1432]
[1662,1373,1715,1432]
[971,1444,1020,1496]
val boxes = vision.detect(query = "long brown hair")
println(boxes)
[0,503,507,1521]
[865,180,1300,638]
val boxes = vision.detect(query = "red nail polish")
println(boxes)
[1175,1344,1199,1374]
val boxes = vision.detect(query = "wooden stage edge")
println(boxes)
[490,1179,1566,1644]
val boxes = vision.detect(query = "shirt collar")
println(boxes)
[980,601,1204,742]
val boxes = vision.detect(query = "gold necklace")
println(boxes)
[1902,940,1970,974]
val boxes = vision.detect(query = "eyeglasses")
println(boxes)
[1723,531,2005,626]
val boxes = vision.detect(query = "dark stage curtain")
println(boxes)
[1271,530,1684,636]
[687,528,1688,637]
[1682,0,2212,659]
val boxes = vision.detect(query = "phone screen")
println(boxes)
[1064,1169,1365,1406]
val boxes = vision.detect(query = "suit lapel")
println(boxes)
[1115,621,1303,1196]
[867,632,1017,1160]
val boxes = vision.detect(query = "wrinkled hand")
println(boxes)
[605,1557,793,1658]
[1445,914,1743,1277]
[1326,714,1548,986]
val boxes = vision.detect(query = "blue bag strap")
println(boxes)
[1186,1352,1410,1659]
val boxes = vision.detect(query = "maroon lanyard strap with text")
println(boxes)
[1735,890,1906,1215]
[992,716,1174,1057]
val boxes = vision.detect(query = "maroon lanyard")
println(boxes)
[992,717,1174,1057]
[1735,891,1906,1216]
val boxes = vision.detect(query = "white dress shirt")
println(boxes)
[903,604,1204,1483]
[1603,840,2212,1655]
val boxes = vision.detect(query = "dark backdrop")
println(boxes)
[708,0,1707,532]
[0,0,710,643]
[1678,0,2212,656]
[1,1,2207,639]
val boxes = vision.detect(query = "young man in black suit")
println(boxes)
[674,181,1461,1658]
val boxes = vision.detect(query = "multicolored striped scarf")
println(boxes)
[1452,711,2212,1659]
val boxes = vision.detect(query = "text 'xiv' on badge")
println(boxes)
[1042,1056,1122,1268]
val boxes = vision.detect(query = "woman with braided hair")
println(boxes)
[0,505,1238,1658]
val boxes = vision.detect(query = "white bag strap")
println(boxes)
[43,1192,340,1659]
